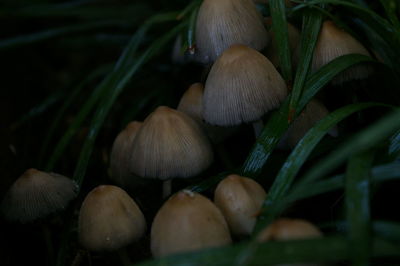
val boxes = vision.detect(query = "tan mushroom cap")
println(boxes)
[203,44,287,126]
[214,174,267,236]
[109,121,142,188]
[151,190,232,257]
[312,20,372,85]
[177,83,204,122]
[129,106,213,180]
[1,168,78,223]
[196,0,269,64]
[78,185,146,251]
[257,218,322,242]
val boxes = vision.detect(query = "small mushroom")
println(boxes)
[1,168,78,223]
[214,174,267,236]
[196,0,269,64]
[78,185,146,252]
[151,190,232,257]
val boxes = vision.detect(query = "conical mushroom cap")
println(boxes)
[257,218,322,242]
[1,168,78,223]
[151,190,232,257]
[214,175,267,236]
[110,121,142,188]
[312,20,372,84]
[196,0,269,63]
[177,83,204,122]
[78,185,146,251]
[279,99,338,149]
[203,45,287,126]
[129,106,213,179]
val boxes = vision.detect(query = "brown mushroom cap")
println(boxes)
[203,44,287,126]
[1,168,78,223]
[177,83,204,122]
[214,174,267,236]
[129,106,213,179]
[109,121,142,188]
[196,0,269,64]
[78,185,146,251]
[257,218,322,242]
[151,190,232,257]
[312,20,372,85]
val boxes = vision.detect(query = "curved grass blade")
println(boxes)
[241,54,375,179]
[136,236,400,266]
[379,0,400,29]
[0,20,133,50]
[253,103,387,234]
[345,151,374,266]
[299,107,400,186]
[269,0,292,81]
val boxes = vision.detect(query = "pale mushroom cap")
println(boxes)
[129,106,213,179]
[151,190,232,257]
[177,83,204,122]
[196,0,269,63]
[214,174,267,236]
[1,168,78,223]
[110,121,142,187]
[78,185,146,251]
[279,99,338,149]
[203,45,287,126]
[257,218,322,242]
[312,20,372,84]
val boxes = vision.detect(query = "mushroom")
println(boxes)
[310,20,372,85]
[195,0,269,64]
[151,190,232,257]
[278,99,338,149]
[203,44,287,135]
[1,168,78,223]
[214,174,267,236]
[78,185,146,252]
[109,121,143,190]
[129,106,214,197]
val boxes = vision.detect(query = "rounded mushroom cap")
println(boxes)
[177,83,204,122]
[196,0,268,64]
[214,174,267,236]
[1,168,78,223]
[78,185,146,252]
[151,190,232,257]
[203,44,287,126]
[110,121,142,188]
[312,20,372,84]
[129,106,213,180]
[278,99,338,149]
[257,218,322,242]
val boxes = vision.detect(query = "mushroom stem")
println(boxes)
[252,119,264,138]
[163,180,172,199]
[41,223,54,266]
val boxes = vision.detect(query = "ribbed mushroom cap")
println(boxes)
[196,0,269,64]
[266,20,300,68]
[79,185,146,252]
[312,20,372,85]
[110,121,142,188]
[1,168,78,223]
[257,218,322,242]
[151,190,232,257]
[177,83,204,122]
[129,106,213,179]
[214,175,266,236]
[279,99,338,149]
[203,44,287,126]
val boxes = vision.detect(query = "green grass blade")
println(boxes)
[379,0,400,29]
[269,0,292,81]
[345,151,374,266]
[374,221,400,244]
[288,7,323,121]
[389,130,400,159]
[300,107,400,186]
[254,103,386,234]
[0,20,132,50]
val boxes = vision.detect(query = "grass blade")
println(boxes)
[345,151,374,266]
